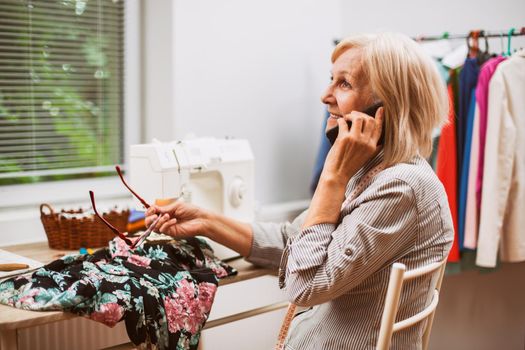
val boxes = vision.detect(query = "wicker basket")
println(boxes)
[40,203,130,250]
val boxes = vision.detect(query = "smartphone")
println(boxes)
[325,102,383,146]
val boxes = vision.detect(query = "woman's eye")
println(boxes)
[340,80,352,89]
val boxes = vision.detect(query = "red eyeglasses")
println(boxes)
[89,165,157,248]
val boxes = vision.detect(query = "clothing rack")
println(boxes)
[414,27,525,41]
[333,27,525,45]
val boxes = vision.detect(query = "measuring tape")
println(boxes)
[275,303,297,350]
[274,162,385,349]
[342,163,385,209]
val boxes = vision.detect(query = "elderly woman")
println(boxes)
[146,32,454,349]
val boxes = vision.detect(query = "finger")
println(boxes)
[372,107,384,142]
[162,201,180,216]
[337,116,349,133]
[144,214,158,227]
[154,213,171,231]
[348,113,364,137]
[145,205,160,216]
[362,116,376,137]
[159,218,178,234]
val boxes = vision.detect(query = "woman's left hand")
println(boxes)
[321,107,384,186]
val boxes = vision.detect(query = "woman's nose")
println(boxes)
[321,85,334,105]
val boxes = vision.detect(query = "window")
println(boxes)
[0,0,125,186]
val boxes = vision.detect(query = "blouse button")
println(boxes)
[345,248,352,256]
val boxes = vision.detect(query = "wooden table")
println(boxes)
[0,242,277,350]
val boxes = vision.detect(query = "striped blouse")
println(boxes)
[247,151,454,349]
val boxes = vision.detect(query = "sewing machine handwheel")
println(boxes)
[229,177,246,208]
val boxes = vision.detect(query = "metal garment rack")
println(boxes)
[413,27,525,41]
[333,27,525,45]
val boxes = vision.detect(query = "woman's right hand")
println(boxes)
[145,200,253,257]
[145,201,210,239]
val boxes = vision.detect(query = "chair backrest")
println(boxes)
[376,257,447,350]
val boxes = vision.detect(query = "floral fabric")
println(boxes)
[0,237,236,349]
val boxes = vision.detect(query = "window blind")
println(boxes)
[0,0,124,185]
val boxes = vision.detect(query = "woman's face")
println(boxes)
[321,48,374,131]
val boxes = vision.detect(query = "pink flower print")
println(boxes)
[17,288,39,306]
[163,280,214,335]
[205,256,228,278]
[90,302,125,327]
[211,266,228,278]
[184,299,204,334]
[178,279,196,300]
[164,294,185,333]
[112,237,132,258]
[128,254,151,268]
[198,282,217,313]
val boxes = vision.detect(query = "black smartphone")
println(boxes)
[325,102,383,146]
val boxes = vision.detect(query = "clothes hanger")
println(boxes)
[505,27,515,57]
[476,30,493,65]
[466,30,480,59]
[520,27,525,52]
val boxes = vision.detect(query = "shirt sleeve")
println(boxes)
[279,178,418,307]
[245,209,308,269]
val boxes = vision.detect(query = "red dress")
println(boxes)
[436,84,460,262]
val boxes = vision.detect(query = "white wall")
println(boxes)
[146,0,342,205]
[142,0,175,143]
[340,0,525,48]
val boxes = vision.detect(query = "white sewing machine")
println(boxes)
[129,137,255,260]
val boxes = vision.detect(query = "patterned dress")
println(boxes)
[0,237,236,350]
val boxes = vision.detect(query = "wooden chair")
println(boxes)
[376,257,447,350]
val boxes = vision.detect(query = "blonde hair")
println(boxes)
[332,33,448,166]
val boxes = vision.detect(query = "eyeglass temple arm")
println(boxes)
[89,190,133,246]
[115,165,150,209]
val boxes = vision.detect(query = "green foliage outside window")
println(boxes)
[0,0,124,185]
